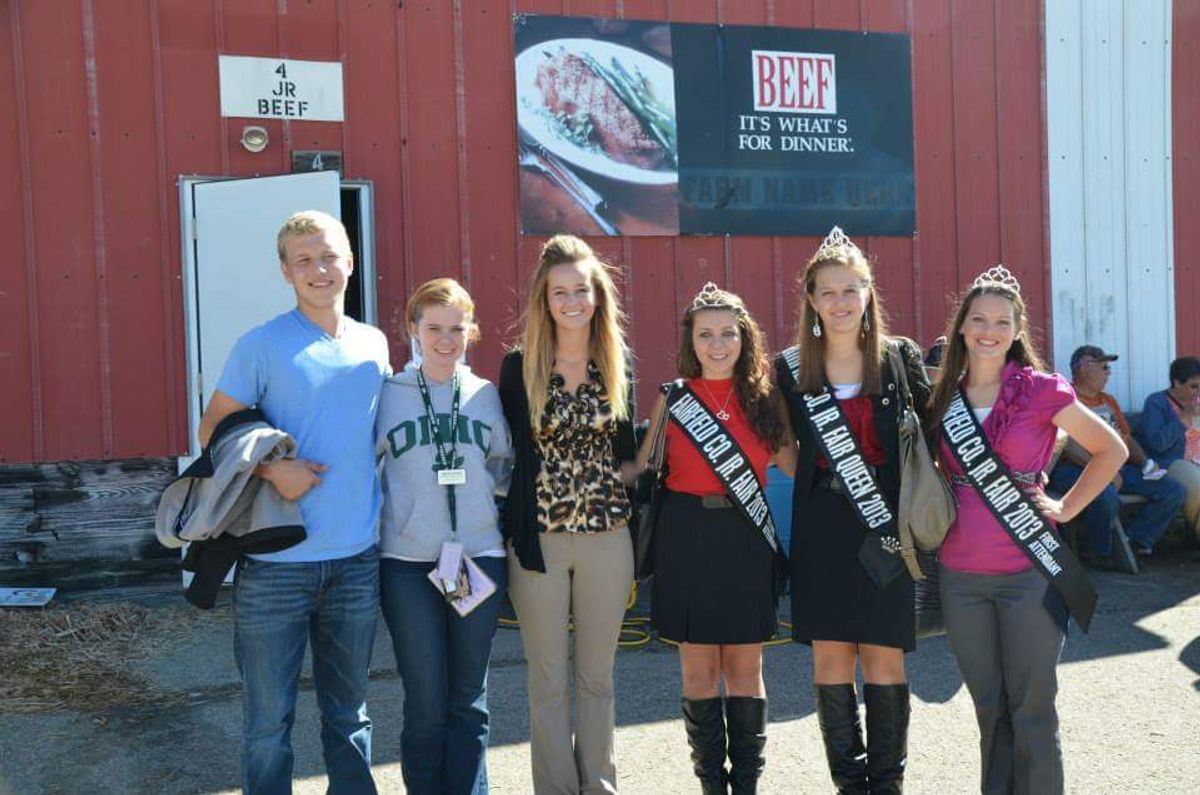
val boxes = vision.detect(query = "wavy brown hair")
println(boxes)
[678,288,787,450]
[518,235,630,429]
[793,243,889,395]
[925,281,1046,432]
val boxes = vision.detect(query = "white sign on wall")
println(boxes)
[218,55,344,121]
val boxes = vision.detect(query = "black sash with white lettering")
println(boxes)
[941,388,1097,632]
[799,388,900,548]
[666,386,780,554]
[781,345,904,587]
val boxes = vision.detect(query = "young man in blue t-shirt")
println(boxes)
[198,210,390,794]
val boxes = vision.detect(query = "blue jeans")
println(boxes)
[1049,462,1187,556]
[380,555,507,795]
[234,545,380,795]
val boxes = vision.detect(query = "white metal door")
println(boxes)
[1045,0,1175,409]
[183,171,340,456]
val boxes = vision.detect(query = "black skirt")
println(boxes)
[790,484,915,652]
[651,491,778,644]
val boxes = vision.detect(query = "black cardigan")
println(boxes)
[775,337,932,509]
[498,349,639,573]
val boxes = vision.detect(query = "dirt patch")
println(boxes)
[0,602,198,714]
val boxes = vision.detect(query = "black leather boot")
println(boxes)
[724,696,767,795]
[814,684,869,794]
[682,697,729,794]
[863,683,910,794]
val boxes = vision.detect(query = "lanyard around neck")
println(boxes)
[416,367,462,539]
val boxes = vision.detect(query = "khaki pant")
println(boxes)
[508,526,634,794]
[1167,459,1200,538]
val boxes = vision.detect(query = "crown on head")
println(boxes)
[688,282,742,314]
[812,226,863,262]
[972,264,1021,294]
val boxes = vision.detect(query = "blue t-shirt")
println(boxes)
[217,309,390,562]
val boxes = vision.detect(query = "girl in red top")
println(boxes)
[637,283,796,794]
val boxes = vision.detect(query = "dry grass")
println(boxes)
[0,602,197,714]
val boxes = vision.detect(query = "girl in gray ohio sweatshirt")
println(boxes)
[376,361,513,561]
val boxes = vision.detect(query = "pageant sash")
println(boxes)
[941,388,1097,631]
[666,386,780,554]
[799,388,899,544]
[784,347,898,543]
[780,345,906,586]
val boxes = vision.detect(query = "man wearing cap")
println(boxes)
[1048,345,1187,565]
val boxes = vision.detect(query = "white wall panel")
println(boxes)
[1046,0,1174,409]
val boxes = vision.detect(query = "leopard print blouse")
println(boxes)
[534,361,632,534]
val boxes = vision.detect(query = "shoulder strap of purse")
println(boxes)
[886,341,913,409]
[666,385,779,554]
[645,381,680,472]
[940,387,1097,631]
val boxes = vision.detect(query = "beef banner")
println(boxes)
[513,14,915,237]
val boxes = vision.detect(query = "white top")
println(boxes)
[973,407,993,423]
[832,382,861,400]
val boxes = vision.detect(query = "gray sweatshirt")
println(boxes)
[376,362,513,561]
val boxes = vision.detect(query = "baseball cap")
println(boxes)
[1069,344,1119,371]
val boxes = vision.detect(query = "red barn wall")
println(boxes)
[1,0,1054,465]
[1174,1,1200,356]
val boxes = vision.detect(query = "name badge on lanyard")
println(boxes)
[437,468,467,486]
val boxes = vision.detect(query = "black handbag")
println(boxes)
[634,384,675,581]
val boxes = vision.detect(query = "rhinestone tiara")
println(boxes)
[812,225,863,262]
[688,281,742,314]
[972,264,1021,294]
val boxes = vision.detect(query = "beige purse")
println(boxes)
[887,344,956,580]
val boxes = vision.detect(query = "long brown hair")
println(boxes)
[925,281,1046,431]
[518,235,630,429]
[678,287,787,450]
[792,244,889,394]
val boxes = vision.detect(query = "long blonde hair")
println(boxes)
[793,245,889,395]
[519,235,630,429]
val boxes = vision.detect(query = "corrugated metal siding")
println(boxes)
[0,0,1051,464]
[1174,1,1200,356]
[1045,0,1176,409]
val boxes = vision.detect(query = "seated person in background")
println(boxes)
[1048,346,1186,562]
[1139,355,1200,542]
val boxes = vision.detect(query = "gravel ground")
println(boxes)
[0,554,1196,794]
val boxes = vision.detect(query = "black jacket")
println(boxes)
[775,337,932,509]
[498,349,638,573]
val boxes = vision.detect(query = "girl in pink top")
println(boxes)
[925,267,1124,795]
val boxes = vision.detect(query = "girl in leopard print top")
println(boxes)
[499,234,638,794]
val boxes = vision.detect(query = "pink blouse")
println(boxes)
[938,362,1076,575]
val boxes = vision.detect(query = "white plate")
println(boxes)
[515,38,677,186]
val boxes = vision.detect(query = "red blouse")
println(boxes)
[665,378,773,496]
[814,395,886,468]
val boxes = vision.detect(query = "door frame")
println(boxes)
[177,175,377,463]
